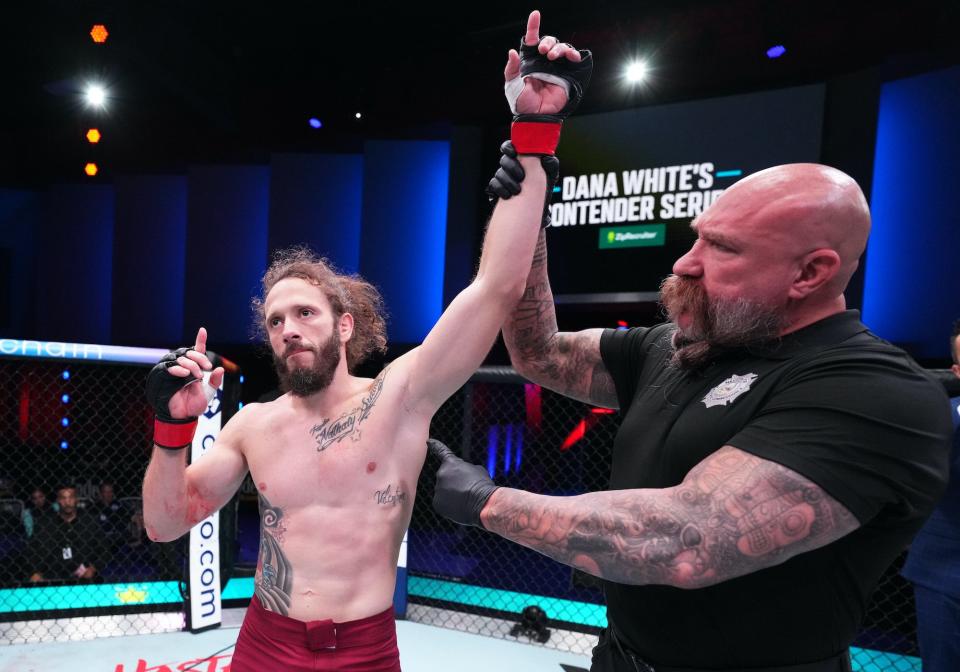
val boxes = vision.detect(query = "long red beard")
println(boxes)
[660,275,785,370]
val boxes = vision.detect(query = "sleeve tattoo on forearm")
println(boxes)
[484,447,857,588]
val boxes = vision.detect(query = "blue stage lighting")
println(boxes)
[309,118,322,129]
[62,370,70,380]
[61,417,69,427]
[60,441,68,450]
[62,394,70,403]
[766,45,786,59]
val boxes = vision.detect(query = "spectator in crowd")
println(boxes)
[26,486,104,582]
[22,486,57,539]
[902,320,960,672]
[94,482,129,550]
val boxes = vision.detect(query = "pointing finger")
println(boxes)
[194,327,207,355]
[524,10,541,46]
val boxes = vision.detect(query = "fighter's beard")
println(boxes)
[660,275,785,371]
[273,328,342,397]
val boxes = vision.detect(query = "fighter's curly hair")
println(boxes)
[251,247,388,372]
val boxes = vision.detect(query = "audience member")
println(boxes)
[26,486,104,582]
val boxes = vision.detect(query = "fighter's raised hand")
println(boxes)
[146,327,224,449]
[505,11,583,116]
[505,10,593,156]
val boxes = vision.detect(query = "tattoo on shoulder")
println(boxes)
[310,368,387,452]
[255,493,293,615]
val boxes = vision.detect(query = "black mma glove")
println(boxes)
[427,439,499,528]
[506,41,593,155]
[486,140,560,228]
[145,347,201,450]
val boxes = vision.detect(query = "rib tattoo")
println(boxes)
[482,447,857,588]
[255,493,293,614]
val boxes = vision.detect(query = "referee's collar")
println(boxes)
[745,309,870,360]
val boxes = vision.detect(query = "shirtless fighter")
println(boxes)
[142,10,591,671]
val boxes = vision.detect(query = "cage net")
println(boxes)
[0,352,188,643]
[411,367,924,669]
[0,356,928,670]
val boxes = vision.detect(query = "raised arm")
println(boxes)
[502,230,618,407]
[403,10,592,415]
[430,441,859,589]
[142,328,249,542]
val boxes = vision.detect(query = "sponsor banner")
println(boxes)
[598,224,666,249]
[188,373,223,631]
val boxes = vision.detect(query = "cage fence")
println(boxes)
[0,353,926,672]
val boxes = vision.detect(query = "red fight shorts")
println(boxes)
[230,595,401,672]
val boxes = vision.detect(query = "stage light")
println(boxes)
[766,45,786,59]
[308,118,322,129]
[355,112,362,119]
[85,84,107,108]
[86,128,101,144]
[61,417,70,427]
[60,441,68,450]
[84,163,99,176]
[90,24,109,44]
[625,60,648,83]
[61,394,70,404]
[62,370,70,380]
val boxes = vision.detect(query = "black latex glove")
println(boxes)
[485,140,559,228]
[427,439,500,528]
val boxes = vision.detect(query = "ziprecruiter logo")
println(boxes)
[599,224,666,249]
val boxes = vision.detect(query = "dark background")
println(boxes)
[2,0,959,403]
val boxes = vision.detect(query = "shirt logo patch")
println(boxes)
[702,373,759,408]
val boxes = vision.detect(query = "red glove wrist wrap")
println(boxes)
[511,121,562,156]
[153,418,197,450]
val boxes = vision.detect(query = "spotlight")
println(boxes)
[84,163,99,177]
[86,128,101,144]
[85,84,107,108]
[308,118,322,129]
[625,60,648,83]
[90,24,109,44]
[766,45,786,59]
[355,112,362,120]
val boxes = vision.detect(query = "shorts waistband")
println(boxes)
[247,594,396,651]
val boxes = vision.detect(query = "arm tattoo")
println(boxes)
[255,494,293,614]
[310,368,387,452]
[504,234,617,407]
[482,447,858,589]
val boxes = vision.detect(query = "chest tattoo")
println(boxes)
[310,368,386,453]
[374,483,408,507]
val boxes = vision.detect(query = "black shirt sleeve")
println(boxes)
[600,326,664,410]
[728,349,953,525]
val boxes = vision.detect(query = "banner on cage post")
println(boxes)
[187,372,224,632]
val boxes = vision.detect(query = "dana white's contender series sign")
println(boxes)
[542,84,826,300]
[188,373,224,631]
